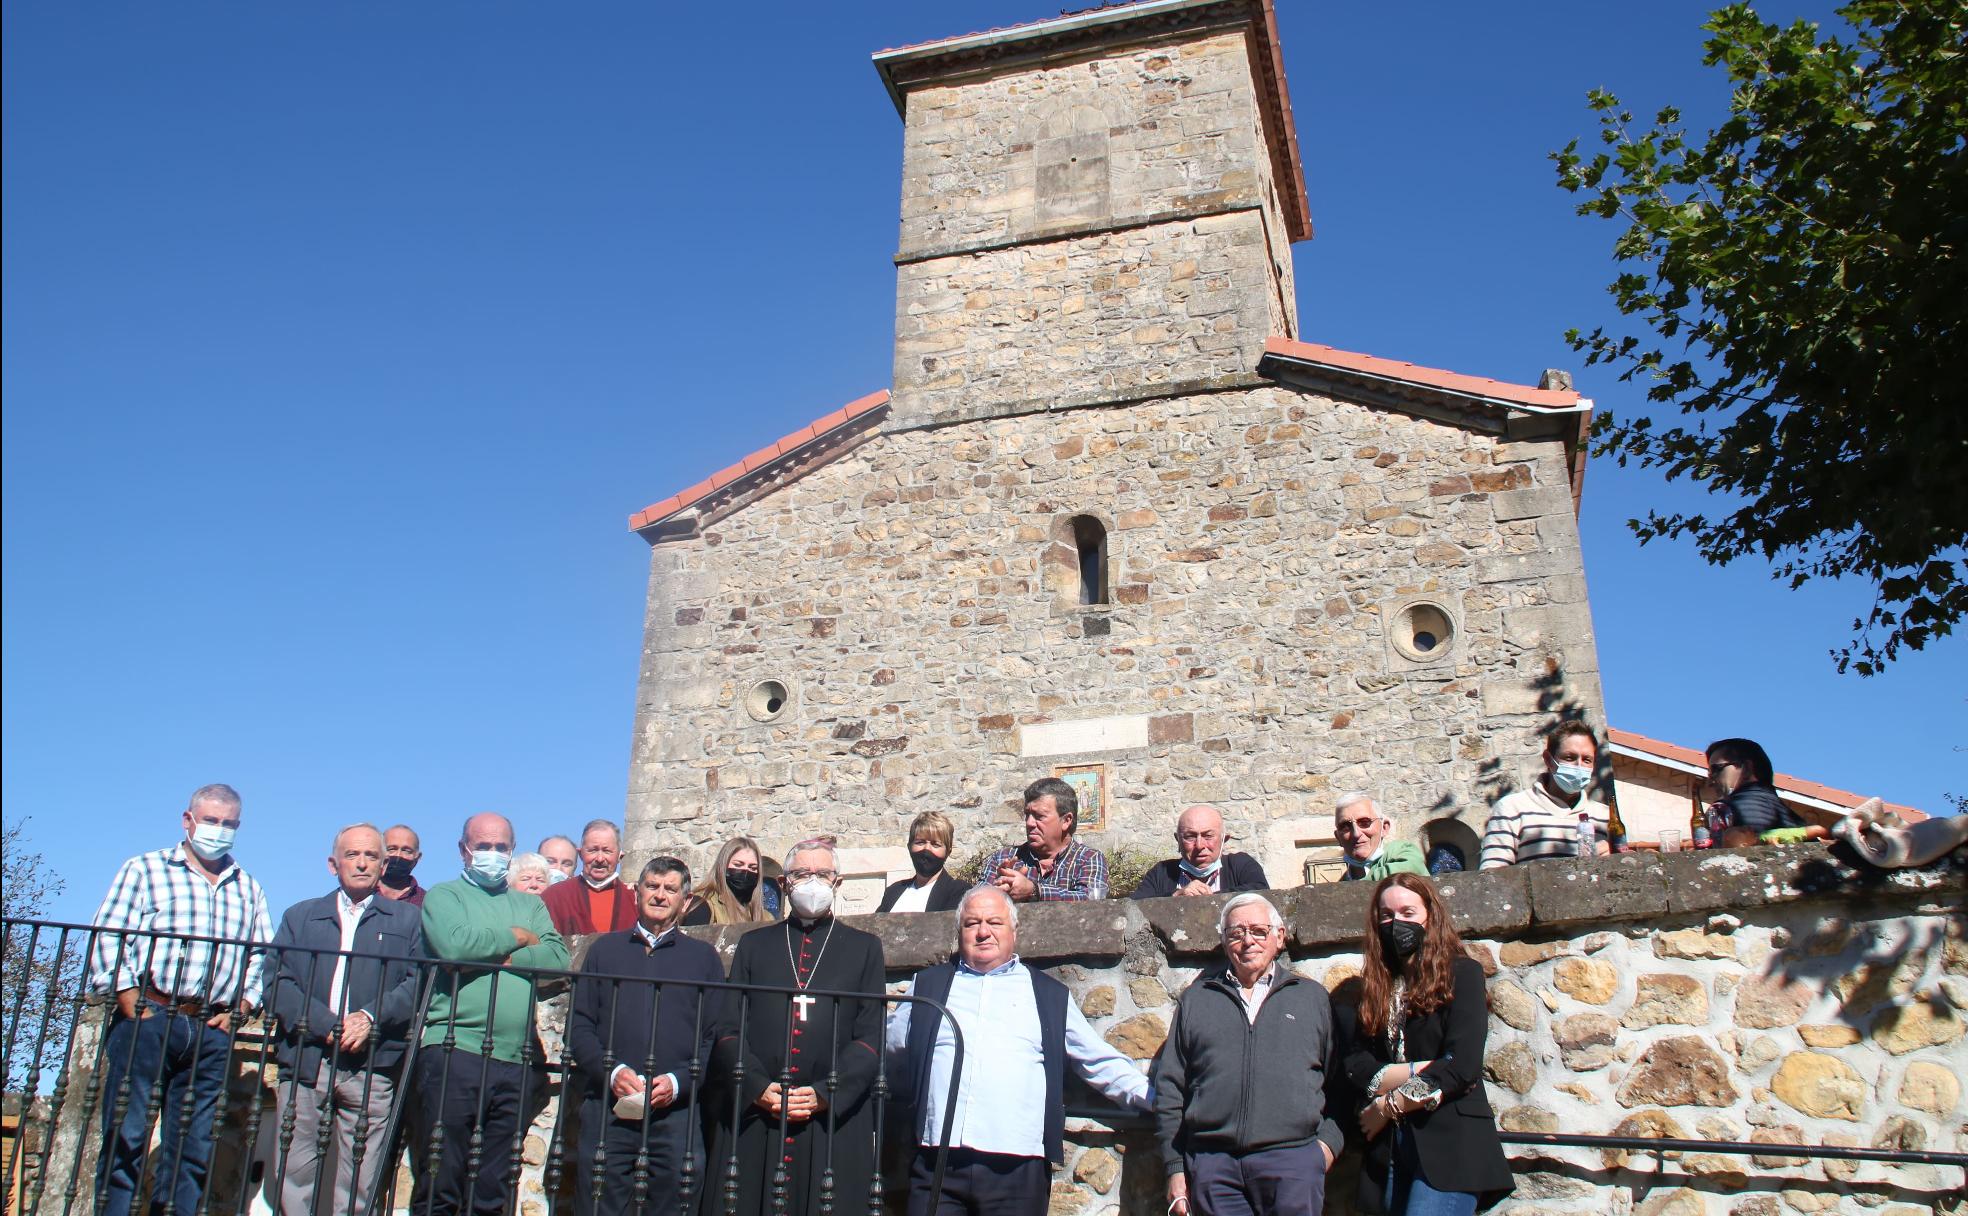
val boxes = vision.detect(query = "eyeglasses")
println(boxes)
[1707,762,1738,777]
[785,868,837,884]
[1223,926,1276,943]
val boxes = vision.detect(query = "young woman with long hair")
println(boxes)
[1333,873,1513,1215]
[680,837,779,926]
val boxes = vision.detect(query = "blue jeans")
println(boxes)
[1385,1126,1477,1216]
[96,1005,232,1216]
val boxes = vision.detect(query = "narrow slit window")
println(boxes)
[1072,515,1108,606]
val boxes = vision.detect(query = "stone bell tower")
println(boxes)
[874,0,1311,430]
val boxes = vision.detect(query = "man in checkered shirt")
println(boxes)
[980,777,1112,902]
[87,783,274,1216]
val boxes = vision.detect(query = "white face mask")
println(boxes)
[547,870,569,885]
[1552,763,1593,795]
[789,878,835,919]
[187,824,237,861]
[465,849,511,888]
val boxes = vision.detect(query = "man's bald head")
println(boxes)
[459,812,516,861]
[1175,804,1225,868]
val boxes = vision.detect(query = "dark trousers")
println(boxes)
[573,1099,690,1216]
[96,1006,231,1216]
[907,1147,1050,1216]
[408,1046,527,1216]
[1187,1143,1328,1216]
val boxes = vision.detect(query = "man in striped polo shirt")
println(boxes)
[1479,721,1612,868]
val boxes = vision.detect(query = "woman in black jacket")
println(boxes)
[1334,873,1513,1215]
[875,811,967,913]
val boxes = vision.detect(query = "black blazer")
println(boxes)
[1129,853,1270,900]
[270,891,425,1084]
[875,871,966,914]
[1332,956,1513,1209]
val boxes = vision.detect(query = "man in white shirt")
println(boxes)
[268,823,426,1215]
[887,885,1152,1216]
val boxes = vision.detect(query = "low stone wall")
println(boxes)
[29,845,1965,1216]
[747,843,1959,1216]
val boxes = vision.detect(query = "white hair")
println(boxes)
[509,852,551,880]
[786,837,838,869]
[957,883,1018,926]
[1217,893,1284,938]
[1334,791,1383,819]
[330,822,383,854]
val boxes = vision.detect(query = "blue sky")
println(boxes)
[4,1,1959,924]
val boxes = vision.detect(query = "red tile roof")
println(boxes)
[1260,337,1587,412]
[627,390,889,533]
[1607,727,1926,821]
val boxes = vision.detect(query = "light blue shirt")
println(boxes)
[885,956,1152,1157]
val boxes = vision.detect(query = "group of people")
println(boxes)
[77,717,1810,1216]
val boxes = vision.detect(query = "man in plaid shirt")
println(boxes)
[981,777,1111,901]
[87,783,274,1216]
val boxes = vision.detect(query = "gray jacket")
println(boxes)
[1152,962,1345,1172]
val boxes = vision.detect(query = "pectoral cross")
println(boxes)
[792,994,816,1023]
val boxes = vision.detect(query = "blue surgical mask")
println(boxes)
[465,849,511,888]
[1343,837,1387,869]
[1179,857,1223,881]
[1552,764,1592,795]
[187,824,237,861]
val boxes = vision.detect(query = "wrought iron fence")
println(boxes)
[0,917,963,1216]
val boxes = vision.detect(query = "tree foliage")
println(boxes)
[1554,1,1967,674]
[2,817,83,1092]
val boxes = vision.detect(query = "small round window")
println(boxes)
[745,679,792,722]
[1391,602,1455,663]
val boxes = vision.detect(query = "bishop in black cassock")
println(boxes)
[700,852,886,1216]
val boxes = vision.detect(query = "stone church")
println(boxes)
[622,0,1605,906]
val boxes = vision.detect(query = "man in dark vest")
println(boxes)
[886,885,1151,1216]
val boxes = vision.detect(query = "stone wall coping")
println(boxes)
[680,844,1965,970]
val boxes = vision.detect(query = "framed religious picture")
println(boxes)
[1053,763,1109,832]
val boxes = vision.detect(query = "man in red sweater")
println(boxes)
[542,819,637,937]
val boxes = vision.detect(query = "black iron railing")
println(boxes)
[1,917,963,1216]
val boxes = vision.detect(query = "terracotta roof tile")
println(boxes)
[628,390,890,533]
[1262,336,1586,412]
[1607,727,1924,821]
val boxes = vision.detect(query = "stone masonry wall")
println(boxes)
[893,210,1278,426]
[893,30,1289,266]
[802,843,1961,1216]
[626,382,1602,883]
[889,28,1300,426]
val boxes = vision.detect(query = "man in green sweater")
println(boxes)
[1333,792,1429,882]
[407,812,568,1215]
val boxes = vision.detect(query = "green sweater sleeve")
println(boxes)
[507,895,568,972]
[421,882,526,963]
